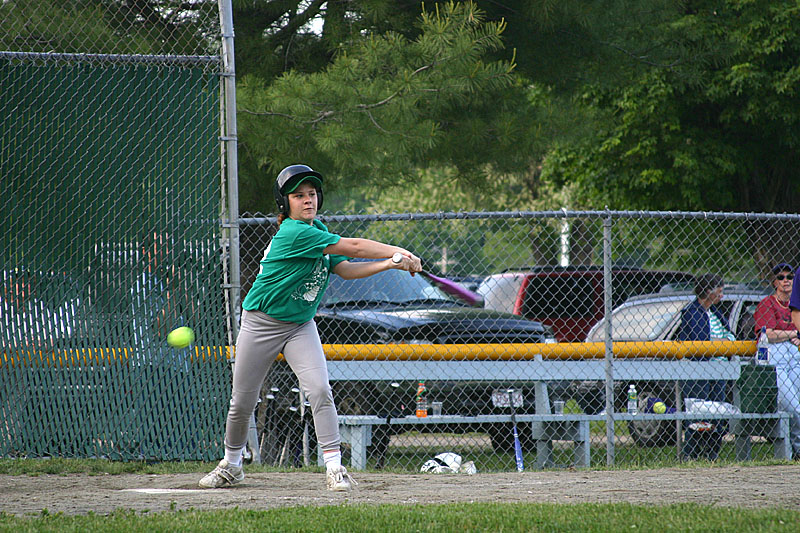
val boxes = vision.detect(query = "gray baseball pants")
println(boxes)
[224,309,340,455]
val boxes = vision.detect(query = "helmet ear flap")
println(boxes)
[273,179,289,215]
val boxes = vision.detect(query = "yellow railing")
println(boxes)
[320,341,756,361]
[0,346,232,367]
[0,341,755,366]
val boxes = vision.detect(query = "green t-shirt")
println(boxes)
[242,219,349,323]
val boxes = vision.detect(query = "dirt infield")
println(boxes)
[1,465,799,516]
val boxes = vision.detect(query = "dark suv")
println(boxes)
[477,266,696,342]
[256,264,556,463]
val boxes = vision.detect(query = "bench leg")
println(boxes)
[573,421,590,468]
[732,416,791,461]
[372,425,391,469]
[535,438,553,469]
[533,378,553,469]
[246,413,261,465]
[533,420,589,469]
[337,424,372,470]
[774,416,791,460]
[734,432,753,462]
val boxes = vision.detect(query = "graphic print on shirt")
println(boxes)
[291,256,328,303]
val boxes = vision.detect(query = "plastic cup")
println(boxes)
[553,400,565,415]
[431,401,443,416]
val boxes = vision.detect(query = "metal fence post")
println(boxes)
[219,0,241,345]
[603,210,615,466]
[218,0,257,463]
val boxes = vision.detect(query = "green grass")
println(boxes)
[0,459,797,531]
[0,440,788,477]
[0,458,280,476]
[0,503,797,532]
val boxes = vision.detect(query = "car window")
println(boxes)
[714,300,735,324]
[587,300,686,341]
[736,302,759,341]
[520,276,596,319]
[323,268,450,305]
[612,272,695,307]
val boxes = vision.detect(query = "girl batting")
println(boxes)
[200,164,421,490]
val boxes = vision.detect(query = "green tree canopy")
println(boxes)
[540,0,800,212]
[236,2,549,213]
[0,0,218,55]
[7,1,797,214]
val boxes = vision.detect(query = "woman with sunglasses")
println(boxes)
[754,262,800,459]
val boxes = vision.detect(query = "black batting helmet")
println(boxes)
[273,164,324,215]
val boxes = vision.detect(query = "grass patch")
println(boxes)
[0,458,316,476]
[0,444,790,477]
[0,503,797,532]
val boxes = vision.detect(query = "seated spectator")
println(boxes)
[768,263,800,460]
[676,273,733,461]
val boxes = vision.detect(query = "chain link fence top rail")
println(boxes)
[1,1,231,461]
[240,210,800,471]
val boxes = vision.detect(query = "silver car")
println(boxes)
[585,287,768,343]
[578,287,769,447]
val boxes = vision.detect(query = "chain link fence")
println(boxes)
[1,1,233,461]
[241,210,800,472]
[3,1,799,474]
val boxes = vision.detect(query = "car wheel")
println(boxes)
[628,388,678,447]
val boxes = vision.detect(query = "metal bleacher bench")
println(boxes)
[322,343,791,471]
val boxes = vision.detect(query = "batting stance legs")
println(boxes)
[200,309,353,490]
[225,310,340,455]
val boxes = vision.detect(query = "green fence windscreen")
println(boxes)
[1,57,230,461]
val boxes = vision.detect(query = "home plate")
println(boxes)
[122,488,204,494]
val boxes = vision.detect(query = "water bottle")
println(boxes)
[756,326,769,365]
[627,384,638,415]
[415,380,428,417]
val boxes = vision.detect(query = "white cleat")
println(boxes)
[326,465,357,492]
[198,459,244,488]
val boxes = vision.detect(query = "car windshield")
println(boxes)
[322,268,452,306]
[587,300,687,342]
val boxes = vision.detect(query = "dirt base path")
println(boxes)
[1,465,799,516]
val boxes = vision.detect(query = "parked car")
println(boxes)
[576,287,768,447]
[1,269,97,350]
[257,263,556,461]
[477,266,696,342]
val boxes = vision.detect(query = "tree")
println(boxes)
[540,0,800,213]
[235,2,549,213]
[0,0,217,55]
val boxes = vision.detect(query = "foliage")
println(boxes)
[0,0,218,55]
[5,1,799,214]
[341,167,580,274]
[541,0,800,213]
[235,2,547,213]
